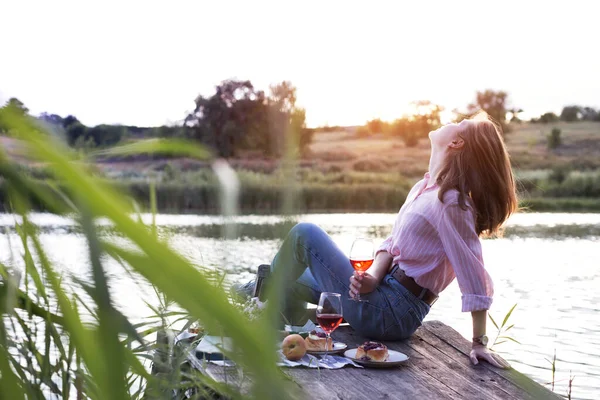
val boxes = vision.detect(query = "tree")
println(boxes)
[185,79,264,157]
[389,119,418,147]
[269,81,296,114]
[560,106,580,122]
[185,79,312,158]
[87,124,125,146]
[6,98,29,114]
[468,90,508,126]
[409,100,443,138]
[39,112,64,126]
[452,90,513,132]
[267,81,311,156]
[61,115,87,146]
[537,112,559,124]
[580,107,599,121]
[366,119,384,134]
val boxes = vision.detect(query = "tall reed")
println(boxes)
[0,105,299,398]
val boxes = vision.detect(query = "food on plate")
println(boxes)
[304,330,333,351]
[355,341,389,362]
[281,334,307,361]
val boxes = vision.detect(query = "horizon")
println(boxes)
[1,0,599,128]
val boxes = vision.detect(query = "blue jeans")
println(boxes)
[272,223,430,341]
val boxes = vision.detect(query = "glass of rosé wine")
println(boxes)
[316,292,343,358]
[349,238,374,302]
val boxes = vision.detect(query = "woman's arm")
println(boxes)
[470,310,511,369]
[348,250,393,298]
[438,203,510,368]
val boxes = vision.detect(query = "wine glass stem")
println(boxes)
[356,271,364,301]
[325,333,330,359]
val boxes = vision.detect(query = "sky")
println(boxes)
[1,0,599,127]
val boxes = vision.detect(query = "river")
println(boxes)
[0,212,598,399]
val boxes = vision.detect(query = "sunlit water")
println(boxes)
[0,212,598,400]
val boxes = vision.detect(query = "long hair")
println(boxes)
[437,113,518,236]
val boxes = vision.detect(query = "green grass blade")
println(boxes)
[499,336,522,345]
[80,208,128,400]
[501,303,518,329]
[489,313,499,330]
[0,320,25,400]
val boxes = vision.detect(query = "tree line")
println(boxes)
[354,89,600,147]
[2,86,599,154]
[531,106,600,124]
[0,80,310,158]
[354,90,511,147]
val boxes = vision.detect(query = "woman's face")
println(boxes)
[429,120,471,150]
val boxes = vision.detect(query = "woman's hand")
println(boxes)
[470,345,511,369]
[349,272,378,299]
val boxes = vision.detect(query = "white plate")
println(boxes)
[344,348,409,368]
[306,342,348,355]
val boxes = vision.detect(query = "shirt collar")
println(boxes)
[423,172,439,190]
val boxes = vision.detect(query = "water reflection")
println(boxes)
[1,213,599,240]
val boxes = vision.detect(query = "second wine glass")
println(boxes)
[316,292,343,358]
[349,238,374,302]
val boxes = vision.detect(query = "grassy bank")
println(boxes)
[3,178,600,214]
[3,121,600,214]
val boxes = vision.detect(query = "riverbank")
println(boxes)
[3,178,600,214]
[3,121,600,214]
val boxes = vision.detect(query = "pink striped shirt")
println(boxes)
[378,173,494,312]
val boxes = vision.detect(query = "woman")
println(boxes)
[237,113,516,368]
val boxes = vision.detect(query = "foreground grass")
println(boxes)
[0,107,300,399]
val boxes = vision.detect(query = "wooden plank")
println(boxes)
[409,327,521,399]
[405,334,509,399]
[422,320,561,399]
[286,361,464,400]
[204,364,258,397]
[284,325,465,399]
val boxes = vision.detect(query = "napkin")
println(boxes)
[208,353,362,369]
[284,320,317,333]
[276,352,363,369]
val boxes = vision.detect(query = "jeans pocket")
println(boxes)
[380,306,421,340]
[386,307,422,340]
[404,308,423,330]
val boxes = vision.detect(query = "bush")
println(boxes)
[538,112,559,124]
[366,119,385,134]
[549,165,569,184]
[314,150,357,162]
[547,128,561,149]
[355,126,371,138]
[352,159,388,172]
[162,162,181,181]
[402,131,419,147]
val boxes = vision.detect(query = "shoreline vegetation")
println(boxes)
[3,181,600,214]
[3,163,600,214]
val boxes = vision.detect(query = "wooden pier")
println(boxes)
[160,321,561,399]
[204,321,559,399]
